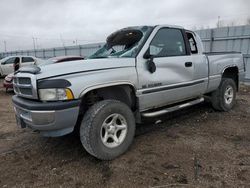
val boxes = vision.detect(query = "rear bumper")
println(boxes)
[12,95,81,137]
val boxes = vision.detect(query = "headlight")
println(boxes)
[38,88,74,101]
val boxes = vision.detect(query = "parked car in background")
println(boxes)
[0,56,44,76]
[3,56,84,91]
[40,56,84,66]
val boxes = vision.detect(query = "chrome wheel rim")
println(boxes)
[100,113,128,148]
[224,86,234,105]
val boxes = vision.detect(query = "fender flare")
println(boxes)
[79,81,137,98]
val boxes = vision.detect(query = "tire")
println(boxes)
[211,78,236,111]
[80,100,135,160]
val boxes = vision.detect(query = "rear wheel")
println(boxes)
[211,78,236,111]
[80,100,135,160]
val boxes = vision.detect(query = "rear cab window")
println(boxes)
[186,32,198,54]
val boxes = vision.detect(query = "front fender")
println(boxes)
[79,81,136,98]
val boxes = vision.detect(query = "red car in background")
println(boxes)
[3,56,84,91]
[3,73,14,91]
[41,56,84,66]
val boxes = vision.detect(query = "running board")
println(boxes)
[141,98,204,118]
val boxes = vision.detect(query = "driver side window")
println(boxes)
[149,28,186,57]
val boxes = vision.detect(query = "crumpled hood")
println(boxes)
[36,58,135,80]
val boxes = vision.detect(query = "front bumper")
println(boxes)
[12,95,81,137]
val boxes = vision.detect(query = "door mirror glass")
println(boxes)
[147,58,156,73]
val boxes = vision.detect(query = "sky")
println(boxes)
[0,0,249,52]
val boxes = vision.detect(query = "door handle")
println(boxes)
[185,62,192,67]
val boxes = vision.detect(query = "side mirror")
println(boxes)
[1,62,6,65]
[143,48,156,74]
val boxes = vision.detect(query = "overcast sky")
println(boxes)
[0,0,249,52]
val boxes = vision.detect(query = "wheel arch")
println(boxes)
[74,82,138,133]
[221,66,239,91]
[79,82,137,110]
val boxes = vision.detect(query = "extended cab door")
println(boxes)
[136,27,208,111]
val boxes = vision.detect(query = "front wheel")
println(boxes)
[80,100,135,160]
[211,78,236,111]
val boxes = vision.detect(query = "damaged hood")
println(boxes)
[34,58,135,80]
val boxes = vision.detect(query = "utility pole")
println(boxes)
[35,38,38,49]
[217,16,221,28]
[32,37,36,50]
[60,34,65,47]
[73,39,78,46]
[3,41,6,52]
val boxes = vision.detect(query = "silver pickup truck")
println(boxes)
[12,25,245,160]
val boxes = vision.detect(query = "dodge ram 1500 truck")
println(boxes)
[12,25,245,160]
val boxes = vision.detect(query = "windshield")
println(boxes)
[0,57,10,63]
[88,26,153,59]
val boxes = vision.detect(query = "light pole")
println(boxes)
[32,37,36,50]
[3,41,6,52]
[217,16,221,28]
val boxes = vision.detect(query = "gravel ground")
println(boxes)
[0,78,250,188]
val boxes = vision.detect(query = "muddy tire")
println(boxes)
[80,100,135,160]
[211,78,236,111]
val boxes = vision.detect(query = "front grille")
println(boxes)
[19,88,33,95]
[19,77,31,85]
[13,74,37,99]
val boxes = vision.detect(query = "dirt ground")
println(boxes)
[0,78,250,188]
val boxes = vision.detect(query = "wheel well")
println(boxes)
[81,85,137,111]
[222,67,239,91]
[74,85,137,131]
